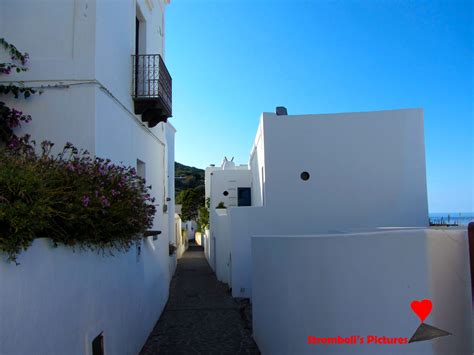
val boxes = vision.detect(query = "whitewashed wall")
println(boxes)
[0,237,170,355]
[0,0,174,251]
[0,1,174,353]
[0,0,97,153]
[195,232,202,246]
[206,168,251,276]
[0,0,171,159]
[208,169,252,210]
[229,109,429,298]
[261,110,428,226]
[164,123,177,272]
[205,166,219,200]
[0,0,95,82]
[212,209,232,284]
[229,206,265,297]
[175,213,187,259]
[203,229,210,261]
[249,117,265,207]
[252,229,472,355]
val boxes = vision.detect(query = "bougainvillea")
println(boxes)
[0,102,32,143]
[0,39,158,263]
[0,38,29,75]
[0,140,157,262]
[0,38,38,146]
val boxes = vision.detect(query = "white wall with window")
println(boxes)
[204,162,252,278]
[0,0,175,354]
[224,109,429,298]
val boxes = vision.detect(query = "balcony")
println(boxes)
[132,54,172,128]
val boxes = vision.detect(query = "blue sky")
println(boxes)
[166,0,473,213]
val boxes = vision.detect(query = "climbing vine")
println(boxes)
[0,38,38,145]
[0,38,29,74]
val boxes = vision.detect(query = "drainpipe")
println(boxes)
[468,222,474,303]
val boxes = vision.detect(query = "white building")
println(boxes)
[0,1,176,354]
[182,220,198,240]
[205,108,472,353]
[206,108,429,296]
[204,158,251,280]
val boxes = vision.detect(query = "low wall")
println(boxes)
[195,232,202,246]
[228,206,274,298]
[252,228,472,354]
[203,229,210,261]
[169,253,177,277]
[213,209,231,285]
[175,215,187,260]
[0,237,170,355]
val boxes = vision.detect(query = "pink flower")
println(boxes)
[101,196,110,208]
[81,196,90,207]
[8,141,17,149]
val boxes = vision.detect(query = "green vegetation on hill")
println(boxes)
[175,162,205,222]
[175,162,204,195]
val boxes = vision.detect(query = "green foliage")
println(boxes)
[0,38,39,146]
[0,84,38,99]
[176,185,204,221]
[0,38,29,74]
[0,141,156,262]
[197,197,210,232]
[216,201,226,209]
[175,162,204,195]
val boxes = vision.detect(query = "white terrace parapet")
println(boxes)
[252,228,472,354]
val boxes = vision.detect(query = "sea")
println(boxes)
[429,212,474,226]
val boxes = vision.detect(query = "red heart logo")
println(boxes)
[411,299,432,323]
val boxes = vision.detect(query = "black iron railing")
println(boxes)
[132,54,172,117]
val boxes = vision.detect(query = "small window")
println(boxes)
[300,171,310,181]
[137,159,146,179]
[238,188,251,206]
[92,333,104,355]
[223,191,229,196]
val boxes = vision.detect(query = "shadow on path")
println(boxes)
[140,241,260,354]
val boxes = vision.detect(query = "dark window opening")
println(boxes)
[223,191,229,196]
[135,17,140,56]
[238,188,251,207]
[92,333,104,355]
[135,17,140,96]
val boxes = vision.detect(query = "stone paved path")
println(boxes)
[140,242,260,354]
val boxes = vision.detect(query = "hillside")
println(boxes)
[175,162,205,196]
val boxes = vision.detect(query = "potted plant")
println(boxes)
[216,202,226,209]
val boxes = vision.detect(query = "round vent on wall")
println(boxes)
[300,171,310,181]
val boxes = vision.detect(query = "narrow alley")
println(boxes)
[140,242,260,354]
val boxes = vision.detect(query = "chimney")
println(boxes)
[276,106,288,116]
